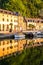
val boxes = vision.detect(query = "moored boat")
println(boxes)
[14,34,25,39]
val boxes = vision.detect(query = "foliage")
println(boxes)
[29,24,35,28]
[0,0,43,17]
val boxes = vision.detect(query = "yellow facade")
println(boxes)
[0,39,43,58]
[0,9,26,58]
[0,40,26,58]
[0,9,43,58]
[0,9,26,33]
[25,18,43,31]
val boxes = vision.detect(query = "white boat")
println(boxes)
[36,32,43,38]
[14,34,25,39]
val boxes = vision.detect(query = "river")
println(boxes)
[0,38,43,58]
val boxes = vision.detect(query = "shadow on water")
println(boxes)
[0,59,9,65]
[40,61,43,65]
[25,32,34,39]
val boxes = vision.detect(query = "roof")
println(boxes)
[24,17,43,22]
[0,9,20,16]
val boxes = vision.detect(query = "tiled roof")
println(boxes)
[24,17,43,22]
[0,9,20,16]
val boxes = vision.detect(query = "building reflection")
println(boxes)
[0,38,43,58]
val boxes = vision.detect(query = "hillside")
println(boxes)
[0,0,43,17]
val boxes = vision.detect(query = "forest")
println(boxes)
[0,0,43,17]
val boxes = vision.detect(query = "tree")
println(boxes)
[39,9,43,18]
[29,24,35,30]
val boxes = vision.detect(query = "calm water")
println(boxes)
[0,38,43,48]
[0,38,43,58]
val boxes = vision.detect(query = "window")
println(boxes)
[3,41,5,45]
[33,20,34,22]
[0,24,1,31]
[7,19,9,22]
[0,11,3,13]
[37,21,39,23]
[7,47,9,50]
[6,25,9,31]
[10,40,12,43]
[28,20,30,22]
[41,21,43,23]
[5,11,7,14]
[7,41,9,44]
[11,19,12,22]
[3,48,5,51]
[28,20,32,22]
[3,24,4,31]
[9,12,11,14]
[0,41,1,46]
[37,42,39,44]
[9,23,13,32]
[10,46,13,49]
[20,46,22,48]
[3,18,4,21]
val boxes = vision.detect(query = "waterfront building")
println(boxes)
[0,9,26,34]
[0,9,43,59]
[24,18,43,31]
[0,9,43,33]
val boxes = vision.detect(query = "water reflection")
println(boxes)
[0,38,43,58]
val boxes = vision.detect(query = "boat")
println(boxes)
[0,32,25,39]
[36,32,43,38]
[14,34,25,39]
